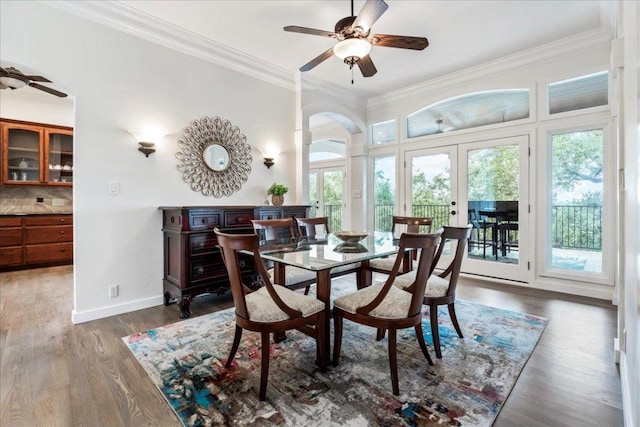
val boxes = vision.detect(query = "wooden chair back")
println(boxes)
[391,216,433,237]
[430,225,472,296]
[296,217,330,238]
[251,218,297,241]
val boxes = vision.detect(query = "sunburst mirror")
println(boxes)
[176,116,252,197]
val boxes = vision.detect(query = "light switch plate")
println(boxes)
[108,181,119,195]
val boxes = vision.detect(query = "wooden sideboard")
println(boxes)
[0,214,73,270]
[160,205,309,318]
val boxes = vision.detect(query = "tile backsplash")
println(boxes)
[0,186,72,214]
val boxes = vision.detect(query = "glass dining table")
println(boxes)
[255,231,401,358]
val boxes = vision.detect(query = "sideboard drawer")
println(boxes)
[25,243,73,264]
[189,211,222,230]
[24,215,72,226]
[25,225,73,244]
[190,257,228,283]
[224,210,254,228]
[0,228,22,247]
[189,233,218,256]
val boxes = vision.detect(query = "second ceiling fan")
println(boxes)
[284,0,429,79]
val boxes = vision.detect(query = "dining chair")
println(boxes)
[214,228,327,401]
[251,218,318,292]
[332,230,442,396]
[295,216,363,293]
[369,216,434,275]
[392,224,472,358]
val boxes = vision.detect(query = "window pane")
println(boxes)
[551,130,603,272]
[548,72,608,114]
[373,156,395,231]
[467,145,520,263]
[371,120,396,145]
[308,172,317,217]
[323,171,343,231]
[411,154,451,230]
[407,90,530,138]
[310,139,345,162]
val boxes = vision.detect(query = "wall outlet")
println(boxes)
[52,198,65,206]
[109,285,119,298]
[36,197,44,203]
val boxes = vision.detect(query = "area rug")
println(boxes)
[123,286,547,427]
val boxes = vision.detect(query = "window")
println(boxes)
[549,129,603,273]
[373,156,396,231]
[406,90,530,138]
[548,72,608,115]
[310,139,345,162]
[371,120,396,145]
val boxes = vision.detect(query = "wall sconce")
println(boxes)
[138,142,156,157]
[131,128,163,158]
[262,147,280,169]
[263,156,275,169]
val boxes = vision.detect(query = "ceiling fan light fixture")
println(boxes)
[333,38,371,61]
[0,76,27,89]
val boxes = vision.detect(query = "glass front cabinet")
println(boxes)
[1,120,73,186]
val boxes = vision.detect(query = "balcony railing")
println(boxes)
[552,205,602,250]
[374,203,602,251]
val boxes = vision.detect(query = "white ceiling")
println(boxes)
[118,0,610,99]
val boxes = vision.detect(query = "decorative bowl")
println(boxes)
[334,242,368,253]
[334,231,369,243]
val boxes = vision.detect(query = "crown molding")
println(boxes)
[300,73,365,111]
[44,1,295,92]
[367,28,612,108]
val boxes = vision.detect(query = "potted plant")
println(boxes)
[267,183,288,206]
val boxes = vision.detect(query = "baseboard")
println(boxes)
[620,357,636,427]
[71,295,164,324]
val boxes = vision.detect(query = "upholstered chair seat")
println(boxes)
[390,271,450,297]
[333,283,412,320]
[246,285,324,322]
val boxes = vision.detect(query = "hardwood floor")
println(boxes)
[0,266,623,426]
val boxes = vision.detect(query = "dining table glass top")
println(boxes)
[257,231,398,271]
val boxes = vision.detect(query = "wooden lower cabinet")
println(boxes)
[0,214,73,269]
[161,205,309,318]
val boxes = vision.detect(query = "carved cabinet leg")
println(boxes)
[178,295,193,318]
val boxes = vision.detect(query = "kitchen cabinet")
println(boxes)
[1,119,73,186]
[160,205,309,318]
[0,214,73,270]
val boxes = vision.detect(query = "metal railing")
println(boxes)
[324,204,342,232]
[374,203,603,251]
[552,205,602,250]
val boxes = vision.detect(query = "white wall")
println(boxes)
[1,1,297,322]
[0,89,74,127]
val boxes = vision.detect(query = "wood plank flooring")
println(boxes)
[0,266,624,426]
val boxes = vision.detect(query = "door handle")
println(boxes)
[450,210,457,215]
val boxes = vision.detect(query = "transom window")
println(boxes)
[371,119,396,145]
[406,89,530,138]
[547,71,608,115]
[310,139,346,162]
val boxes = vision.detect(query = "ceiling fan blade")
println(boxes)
[28,82,68,98]
[352,0,389,33]
[357,55,377,77]
[300,47,335,72]
[284,25,337,38]
[26,74,51,83]
[5,66,24,75]
[370,34,429,50]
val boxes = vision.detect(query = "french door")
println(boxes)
[405,135,529,282]
[309,167,346,232]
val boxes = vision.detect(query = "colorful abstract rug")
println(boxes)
[123,285,547,427]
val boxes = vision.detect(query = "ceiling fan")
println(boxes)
[0,67,68,98]
[284,0,428,80]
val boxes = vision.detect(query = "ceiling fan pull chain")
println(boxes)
[351,66,354,85]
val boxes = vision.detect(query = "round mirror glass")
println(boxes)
[203,143,230,171]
